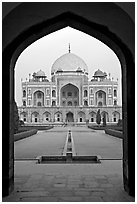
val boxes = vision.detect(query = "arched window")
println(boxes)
[68,92,72,97]
[28,89,31,95]
[57,114,60,121]
[113,112,120,122]
[22,113,27,122]
[23,101,26,106]
[108,88,111,94]
[114,90,117,97]
[78,112,85,122]
[98,92,102,98]
[74,101,77,106]
[46,89,50,96]
[108,99,112,105]
[23,90,26,97]
[52,101,56,106]
[62,92,65,97]
[98,101,102,106]
[84,90,88,97]
[68,101,72,106]
[90,99,93,105]
[52,90,56,97]
[90,88,93,94]
[62,101,65,106]
[37,92,41,98]
[37,102,41,106]
[114,100,117,105]
[34,113,38,122]
[80,117,83,122]
[55,113,61,122]
[113,113,117,122]
[91,114,94,122]
[84,100,88,106]
[46,113,50,121]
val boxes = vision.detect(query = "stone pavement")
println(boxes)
[15,126,122,159]
[4,126,134,201]
[3,160,134,202]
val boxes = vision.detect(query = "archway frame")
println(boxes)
[66,111,74,122]
[60,83,79,106]
[3,11,134,196]
[95,90,107,106]
[33,90,45,106]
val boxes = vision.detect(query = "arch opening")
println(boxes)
[66,112,74,122]
[61,83,79,106]
[2,7,134,198]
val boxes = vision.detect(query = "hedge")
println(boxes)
[18,125,53,132]
[14,129,37,142]
[88,125,122,131]
[105,129,123,139]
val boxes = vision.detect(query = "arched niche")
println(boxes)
[60,83,79,106]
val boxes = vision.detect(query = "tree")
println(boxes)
[102,112,106,127]
[117,119,122,127]
[14,101,19,133]
[96,109,101,126]
[19,120,25,126]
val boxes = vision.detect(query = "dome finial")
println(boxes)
[69,43,71,53]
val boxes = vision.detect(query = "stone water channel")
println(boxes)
[35,130,100,164]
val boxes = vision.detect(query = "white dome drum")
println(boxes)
[51,53,88,73]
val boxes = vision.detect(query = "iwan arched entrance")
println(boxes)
[3,3,134,197]
[61,84,79,106]
[66,112,74,123]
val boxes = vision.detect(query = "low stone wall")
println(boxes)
[14,129,37,142]
[105,129,123,139]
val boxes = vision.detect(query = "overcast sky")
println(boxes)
[15,26,122,106]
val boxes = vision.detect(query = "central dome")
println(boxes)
[51,53,88,73]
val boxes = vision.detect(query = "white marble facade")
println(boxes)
[18,51,122,125]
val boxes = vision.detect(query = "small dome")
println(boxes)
[51,53,88,73]
[93,69,105,77]
[35,70,45,77]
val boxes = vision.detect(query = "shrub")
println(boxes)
[19,120,25,126]
[14,129,37,141]
[96,109,101,125]
[105,129,123,139]
[117,119,122,126]
[102,112,106,127]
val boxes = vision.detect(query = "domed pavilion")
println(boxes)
[18,47,122,125]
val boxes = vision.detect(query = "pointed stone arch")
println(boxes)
[20,111,27,122]
[95,90,106,106]
[89,111,96,122]
[60,83,79,106]
[112,111,120,122]
[3,3,134,196]
[33,90,44,106]
[54,111,62,122]
[31,111,39,123]
[101,111,109,122]
[78,111,86,122]
[43,111,51,122]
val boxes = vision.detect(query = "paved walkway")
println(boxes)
[15,126,122,159]
[3,161,134,202]
[3,126,134,201]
